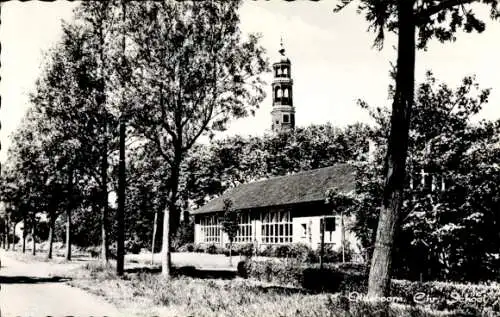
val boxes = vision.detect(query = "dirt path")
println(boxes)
[0,251,122,317]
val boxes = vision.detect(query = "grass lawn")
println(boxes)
[66,261,455,317]
[2,248,459,317]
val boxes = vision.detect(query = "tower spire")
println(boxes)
[279,37,286,56]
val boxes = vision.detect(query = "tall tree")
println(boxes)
[129,0,268,277]
[220,199,238,266]
[333,0,500,297]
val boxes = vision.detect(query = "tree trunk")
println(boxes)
[98,8,110,264]
[101,144,109,263]
[161,154,182,277]
[341,211,345,263]
[31,217,36,256]
[320,217,325,269]
[66,209,72,261]
[66,168,74,261]
[161,205,171,277]
[11,222,16,251]
[23,216,27,253]
[116,0,127,276]
[117,115,126,275]
[22,224,26,253]
[2,220,5,249]
[151,210,158,266]
[367,0,416,298]
[47,214,56,259]
[6,217,10,250]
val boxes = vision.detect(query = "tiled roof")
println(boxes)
[191,164,356,214]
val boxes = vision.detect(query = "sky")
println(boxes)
[1,1,500,163]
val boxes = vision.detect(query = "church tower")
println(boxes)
[271,40,295,132]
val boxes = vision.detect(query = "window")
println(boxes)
[200,215,221,243]
[261,210,292,244]
[283,88,289,98]
[290,114,295,125]
[283,114,289,123]
[320,217,337,243]
[283,67,288,76]
[235,212,253,243]
[301,223,307,238]
[277,88,283,98]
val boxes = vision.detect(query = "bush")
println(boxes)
[125,238,142,254]
[171,220,194,251]
[224,243,255,257]
[238,259,367,292]
[257,243,354,263]
[177,243,195,252]
[86,245,101,258]
[206,244,225,254]
[259,243,315,262]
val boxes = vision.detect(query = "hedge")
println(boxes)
[237,259,367,293]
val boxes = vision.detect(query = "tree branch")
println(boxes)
[414,0,476,25]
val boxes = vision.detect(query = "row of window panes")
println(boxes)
[262,223,293,244]
[275,88,291,98]
[262,210,290,223]
[275,67,289,77]
[261,211,292,244]
[200,215,219,226]
[202,226,221,243]
[200,215,221,243]
[235,224,253,243]
[235,212,252,242]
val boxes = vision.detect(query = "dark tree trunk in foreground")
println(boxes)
[367,0,416,297]
[47,214,56,259]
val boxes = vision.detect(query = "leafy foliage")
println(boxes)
[351,72,500,282]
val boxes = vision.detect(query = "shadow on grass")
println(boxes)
[0,275,72,284]
[125,265,238,279]
[250,284,312,295]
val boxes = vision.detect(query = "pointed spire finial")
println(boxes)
[279,36,285,56]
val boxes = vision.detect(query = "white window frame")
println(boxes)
[235,212,253,243]
[261,210,293,244]
[200,214,221,244]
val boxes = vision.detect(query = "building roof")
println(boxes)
[191,164,356,215]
